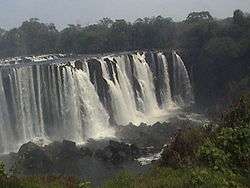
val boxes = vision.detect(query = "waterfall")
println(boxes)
[74,67,114,139]
[0,63,114,153]
[172,51,194,106]
[0,51,194,154]
[132,53,160,114]
[156,53,173,109]
[0,71,13,153]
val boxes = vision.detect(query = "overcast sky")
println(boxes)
[0,0,250,30]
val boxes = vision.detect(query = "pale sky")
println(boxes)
[0,0,250,30]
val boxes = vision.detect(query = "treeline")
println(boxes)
[0,16,176,57]
[0,10,249,62]
[0,10,248,58]
[0,10,250,110]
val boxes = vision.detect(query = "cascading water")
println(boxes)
[0,63,114,153]
[172,51,194,106]
[156,52,173,109]
[0,51,193,154]
[132,53,160,114]
[99,57,133,125]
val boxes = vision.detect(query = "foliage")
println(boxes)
[102,167,246,188]
[0,176,80,188]
[156,95,250,187]
[0,161,6,177]
[233,10,245,25]
[160,127,207,167]
[0,16,175,57]
[198,96,250,173]
[79,181,92,188]
[198,141,230,171]
[186,11,213,23]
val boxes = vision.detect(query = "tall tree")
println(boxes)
[186,11,213,23]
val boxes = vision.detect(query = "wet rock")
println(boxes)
[75,60,84,70]
[79,147,93,157]
[94,140,140,164]
[15,142,54,175]
[45,140,80,160]
[87,59,113,120]
[115,122,176,149]
[9,139,145,176]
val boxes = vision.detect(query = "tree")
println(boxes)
[205,37,240,59]
[18,18,58,55]
[58,24,82,53]
[0,28,5,36]
[233,9,245,25]
[108,19,131,51]
[186,11,213,23]
[99,17,113,28]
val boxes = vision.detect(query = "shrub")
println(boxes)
[102,167,247,188]
[0,161,5,177]
[0,175,79,188]
[79,181,92,188]
[190,168,245,188]
[160,127,207,167]
[198,142,230,171]
[222,96,250,129]
[198,95,250,173]
[102,171,136,188]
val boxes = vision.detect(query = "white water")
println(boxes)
[0,63,114,153]
[157,53,174,109]
[172,51,194,106]
[0,51,193,153]
[132,53,160,114]
[74,67,114,139]
[97,52,184,126]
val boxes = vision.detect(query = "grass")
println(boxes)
[102,167,248,188]
[0,176,80,188]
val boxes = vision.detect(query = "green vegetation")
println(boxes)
[0,161,6,177]
[102,94,250,188]
[102,168,246,188]
[0,173,80,188]
[198,96,250,173]
[1,161,93,188]
[0,10,249,59]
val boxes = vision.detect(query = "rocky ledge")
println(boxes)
[0,115,207,185]
[8,139,146,176]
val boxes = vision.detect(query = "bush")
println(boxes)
[0,161,5,177]
[190,168,245,188]
[79,181,92,188]
[102,167,247,188]
[198,95,250,173]
[160,127,207,167]
[102,171,136,188]
[198,142,230,171]
[0,175,79,188]
[222,97,250,129]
